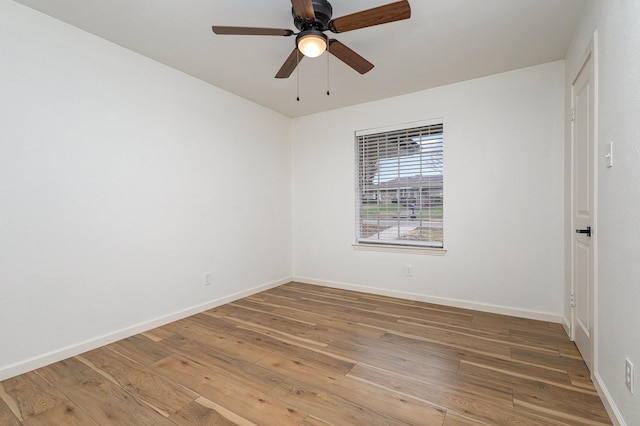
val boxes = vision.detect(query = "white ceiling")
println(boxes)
[15,0,586,117]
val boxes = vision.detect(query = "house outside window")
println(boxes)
[355,119,444,249]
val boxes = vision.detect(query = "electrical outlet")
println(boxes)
[626,358,634,394]
[404,265,413,277]
[204,272,212,286]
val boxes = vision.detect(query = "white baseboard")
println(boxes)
[593,372,626,426]
[561,315,572,338]
[293,276,563,323]
[0,277,291,382]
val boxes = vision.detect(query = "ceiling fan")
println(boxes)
[212,0,411,78]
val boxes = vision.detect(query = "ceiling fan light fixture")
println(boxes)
[297,31,327,58]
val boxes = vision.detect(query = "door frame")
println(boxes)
[569,31,598,373]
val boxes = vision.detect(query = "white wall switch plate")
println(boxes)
[626,357,634,394]
[605,141,613,168]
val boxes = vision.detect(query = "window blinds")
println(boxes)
[356,121,444,248]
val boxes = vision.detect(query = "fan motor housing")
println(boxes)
[293,0,333,31]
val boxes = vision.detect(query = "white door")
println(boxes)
[571,47,595,372]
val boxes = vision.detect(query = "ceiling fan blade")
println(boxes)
[291,0,315,20]
[328,0,411,33]
[275,48,303,79]
[212,26,294,36]
[328,39,374,74]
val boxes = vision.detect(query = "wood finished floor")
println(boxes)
[0,282,611,425]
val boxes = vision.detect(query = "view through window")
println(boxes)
[356,120,444,248]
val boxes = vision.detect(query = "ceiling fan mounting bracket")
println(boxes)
[293,0,333,31]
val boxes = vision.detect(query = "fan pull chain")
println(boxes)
[296,50,300,102]
[326,43,331,96]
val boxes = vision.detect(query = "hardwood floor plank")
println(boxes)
[107,334,173,366]
[571,372,599,390]
[380,328,512,362]
[514,398,612,426]
[299,414,335,426]
[53,364,174,425]
[0,395,21,425]
[141,327,174,342]
[347,363,567,425]
[230,300,383,347]
[270,378,418,426]
[382,323,515,358]
[228,327,358,376]
[169,396,258,426]
[350,361,514,409]
[152,355,307,425]
[208,310,327,347]
[215,303,319,333]
[0,282,611,425]
[78,346,197,416]
[190,311,242,333]
[559,341,585,359]
[225,303,336,346]
[510,346,591,376]
[397,314,511,338]
[472,311,559,332]
[0,371,67,420]
[270,286,379,311]
[326,338,460,379]
[240,296,388,341]
[21,402,99,426]
[257,352,447,425]
[244,293,393,340]
[513,385,612,425]
[160,317,272,364]
[375,300,475,325]
[156,333,284,393]
[397,316,560,354]
[457,355,580,392]
[258,290,403,328]
[35,358,88,385]
[443,410,494,426]
[229,300,316,331]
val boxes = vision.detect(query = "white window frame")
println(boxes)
[354,119,445,253]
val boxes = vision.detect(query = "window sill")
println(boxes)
[352,243,447,256]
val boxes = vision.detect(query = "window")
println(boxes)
[355,119,444,249]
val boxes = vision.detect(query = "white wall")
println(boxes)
[0,1,292,379]
[12,8,637,425]
[292,61,565,319]
[565,1,640,424]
